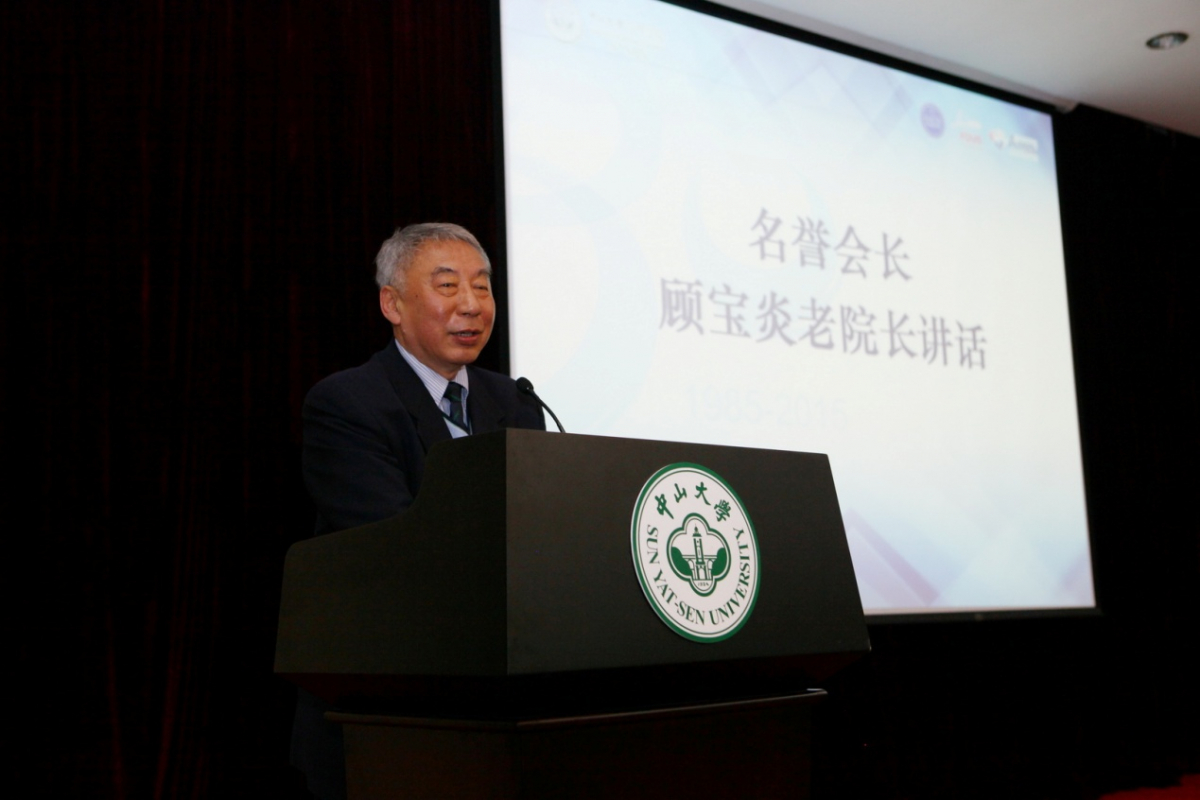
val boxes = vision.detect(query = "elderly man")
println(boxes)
[292,222,545,799]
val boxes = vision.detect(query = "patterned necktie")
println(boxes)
[443,381,468,433]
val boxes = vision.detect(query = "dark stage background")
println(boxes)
[5,2,1197,798]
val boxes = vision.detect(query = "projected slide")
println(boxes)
[500,0,1093,614]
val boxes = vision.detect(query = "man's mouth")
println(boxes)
[451,329,482,342]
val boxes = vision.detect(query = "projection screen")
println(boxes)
[499,0,1094,616]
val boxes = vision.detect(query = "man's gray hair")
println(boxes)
[374,222,492,290]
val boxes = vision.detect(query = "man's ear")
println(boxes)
[380,285,404,327]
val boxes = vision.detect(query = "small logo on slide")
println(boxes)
[631,463,760,641]
[954,113,983,145]
[920,103,945,138]
[1009,133,1040,161]
[545,0,583,42]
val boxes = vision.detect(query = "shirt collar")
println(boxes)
[394,340,469,408]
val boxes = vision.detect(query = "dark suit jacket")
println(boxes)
[302,340,546,537]
[292,342,545,800]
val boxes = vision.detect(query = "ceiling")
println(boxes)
[709,0,1200,138]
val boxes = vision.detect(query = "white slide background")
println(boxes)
[501,0,1094,614]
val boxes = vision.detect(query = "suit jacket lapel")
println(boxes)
[467,367,508,435]
[376,341,452,453]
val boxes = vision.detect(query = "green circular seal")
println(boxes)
[631,463,760,642]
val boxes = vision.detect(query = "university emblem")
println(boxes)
[631,463,760,642]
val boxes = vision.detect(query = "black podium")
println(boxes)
[276,430,868,798]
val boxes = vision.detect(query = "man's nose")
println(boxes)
[457,286,481,315]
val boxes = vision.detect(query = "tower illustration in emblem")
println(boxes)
[668,513,730,596]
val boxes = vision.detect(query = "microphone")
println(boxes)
[516,377,566,433]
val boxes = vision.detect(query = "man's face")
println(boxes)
[381,239,495,379]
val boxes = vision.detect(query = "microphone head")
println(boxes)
[515,377,535,395]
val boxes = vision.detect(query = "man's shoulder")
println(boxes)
[467,364,521,393]
[467,365,545,431]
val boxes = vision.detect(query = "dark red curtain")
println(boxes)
[5,2,1197,799]
[6,2,503,797]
